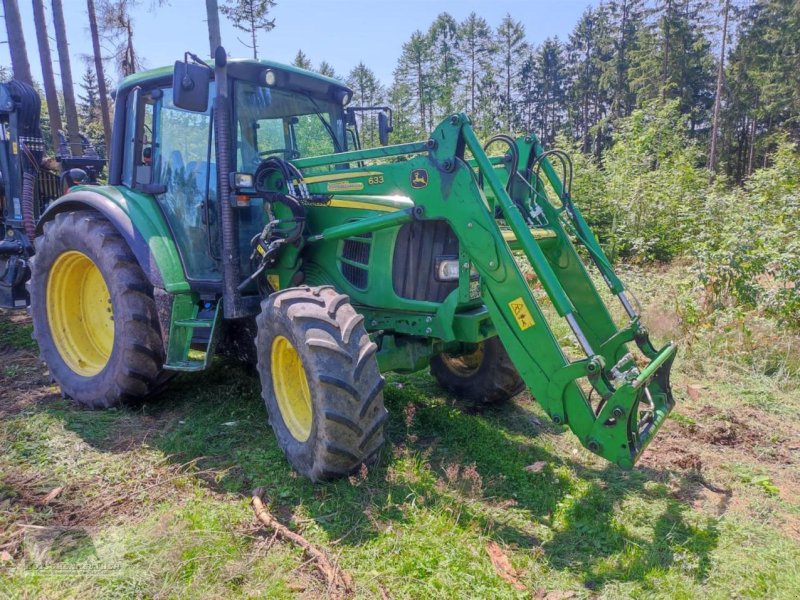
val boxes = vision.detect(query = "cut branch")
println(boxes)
[251,488,353,599]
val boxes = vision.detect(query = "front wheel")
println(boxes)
[256,286,387,481]
[29,210,167,408]
[430,337,525,405]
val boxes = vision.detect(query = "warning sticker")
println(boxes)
[508,297,535,330]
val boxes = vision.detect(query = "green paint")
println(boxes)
[70,184,190,294]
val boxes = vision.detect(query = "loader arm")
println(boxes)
[290,114,676,468]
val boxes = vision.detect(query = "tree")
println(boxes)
[347,62,385,146]
[2,0,33,84]
[457,13,495,120]
[292,50,312,70]
[394,31,434,133]
[604,0,646,119]
[206,0,221,56]
[221,0,276,59]
[318,61,338,79]
[495,14,527,132]
[708,0,731,173]
[564,7,613,156]
[629,0,714,133]
[32,0,63,152]
[427,13,460,118]
[78,65,99,124]
[52,0,82,156]
[534,38,567,145]
[97,0,141,76]
[87,0,112,149]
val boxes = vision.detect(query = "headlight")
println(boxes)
[230,172,254,189]
[435,256,478,282]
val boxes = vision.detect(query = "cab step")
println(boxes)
[163,296,221,372]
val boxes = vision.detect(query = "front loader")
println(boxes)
[21,48,675,480]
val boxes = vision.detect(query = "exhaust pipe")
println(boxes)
[213,46,245,319]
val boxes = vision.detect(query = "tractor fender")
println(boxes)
[36,187,190,294]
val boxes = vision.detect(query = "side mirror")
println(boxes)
[378,111,393,146]
[173,60,210,112]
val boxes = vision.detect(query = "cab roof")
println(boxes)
[117,57,352,98]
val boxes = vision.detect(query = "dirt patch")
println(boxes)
[693,407,767,448]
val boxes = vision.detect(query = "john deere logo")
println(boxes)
[411,169,428,189]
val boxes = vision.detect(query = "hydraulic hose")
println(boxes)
[21,172,37,242]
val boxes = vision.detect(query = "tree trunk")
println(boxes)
[51,0,82,156]
[205,0,222,57]
[2,0,33,84]
[122,16,136,76]
[32,0,63,152]
[661,0,673,101]
[251,19,258,59]
[87,0,112,153]
[709,0,730,174]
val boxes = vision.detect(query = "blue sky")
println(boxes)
[2,0,596,88]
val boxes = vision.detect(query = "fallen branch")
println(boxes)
[251,488,353,599]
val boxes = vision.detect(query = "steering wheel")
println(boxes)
[259,148,300,159]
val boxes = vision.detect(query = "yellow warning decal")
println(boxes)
[267,274,280,290]
[508,297,535,330]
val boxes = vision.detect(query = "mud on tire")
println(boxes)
[29,210,166,408]
[430,336,525,405]
[256,285,387,481]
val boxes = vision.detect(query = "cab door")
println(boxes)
[151,87,221,283]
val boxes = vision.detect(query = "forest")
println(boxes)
[3,0,798,330]
[1,1,799,598]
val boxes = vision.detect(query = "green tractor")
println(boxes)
[9,49,676,480]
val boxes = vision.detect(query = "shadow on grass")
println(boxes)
[42,358,719,590]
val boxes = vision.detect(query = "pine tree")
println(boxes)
[53,0,82,156]
[604,0,646,119]
[427,13,461,118]
[2,0,33,84]
[318,61,338,79]
[78,66,100,124]
[292,50,312,70]
[394,31,434,133]
[535,38,567,145]
[32,0,63,152]
[495,14,527,132]
[87,0,112,147]
[564,7,613,154]
[347,63,385,147]
[221,0,276,59]
[457,13,495,123]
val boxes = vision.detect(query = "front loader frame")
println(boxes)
[284,113,676,469]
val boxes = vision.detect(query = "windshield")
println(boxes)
[234,80,346,173]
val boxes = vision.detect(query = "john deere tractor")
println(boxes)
[4,48,676,480]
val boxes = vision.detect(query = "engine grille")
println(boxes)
[392,220,459,302]
[339,233,372,289]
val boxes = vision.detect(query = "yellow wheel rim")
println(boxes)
[46,251,114,377]
[271,335,312,442]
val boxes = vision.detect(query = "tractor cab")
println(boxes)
[109,57,355,287]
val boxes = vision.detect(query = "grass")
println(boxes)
[1,267,799,598]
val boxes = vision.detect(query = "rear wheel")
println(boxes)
[430,337,525,405]
[29,210,166,408]
[256,286,387,481]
